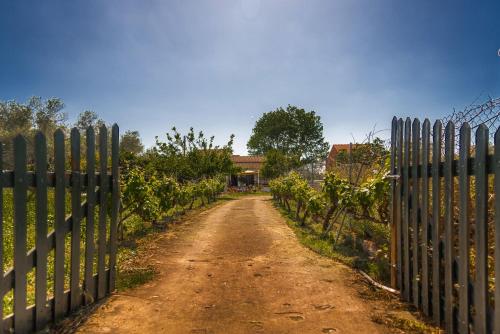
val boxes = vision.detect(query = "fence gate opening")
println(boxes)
[0,125,119,333]
[390,116,499,333]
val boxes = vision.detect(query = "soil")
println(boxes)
[75,196,429,334]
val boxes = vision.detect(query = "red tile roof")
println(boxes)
[326,144,365,170]
[231,155,265,171]
[231,155,265,163]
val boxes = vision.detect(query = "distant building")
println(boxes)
[229,155,267,187]
[325,144,353,170]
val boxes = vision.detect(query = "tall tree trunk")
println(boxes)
[284,199,291,212]
[322,205,335,231]
[295,201,302,220]
[301,209,309,226]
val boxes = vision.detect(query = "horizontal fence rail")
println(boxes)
[390,116,499,333]
[0,125,119,333]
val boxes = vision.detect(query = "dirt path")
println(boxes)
[76,196,397,333]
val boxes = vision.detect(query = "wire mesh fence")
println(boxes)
[440,96,500,147]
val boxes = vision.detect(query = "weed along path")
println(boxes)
[76,196,405,333]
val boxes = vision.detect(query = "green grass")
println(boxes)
[1,188,107,315]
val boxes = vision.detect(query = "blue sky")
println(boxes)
[1,0,499,154]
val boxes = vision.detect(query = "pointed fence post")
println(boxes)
[35,132,49,330]
[390,117,398,289]
[473,124,489,333]
[13,135,29,332]
[0,139,4,331]
[70,128,82,311]
[411,118,421,308]
[97,125,108,299]
[443,121,455,334]
[402,118,411,301]
[84,127,96,302]
[457,123,471,333]
[421,119,430,316]
[109,124,120,292]
[431,120,442,325]
[54,129,66,321]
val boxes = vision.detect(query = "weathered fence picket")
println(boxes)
[0,125,119,333]
[0,136,3,330]
[457,123,470,334]
[421,119,430,316]
[403,118,411,301]
[390,117,397,289]
[97,125,108,300]
[14,136,28,333]
[443,122,455,334]
[495,129,500,334]
[84,127,96,303]
[70,128,81,312]
[396,118,403,292]
[431,120,442,326]
[109,125,120,293]
[474,125,488,333]
[34,132,48,331]
[54,129,66,322]
[411,119,420,308]
[391,116,498,333]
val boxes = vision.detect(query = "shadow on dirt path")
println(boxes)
[75,196,399,333]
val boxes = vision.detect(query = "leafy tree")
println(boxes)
[260,149,299,179]
[0,100,33,136]
[335,137,388,167]
[247,105,329,165]
[120,166,226,238]
[29,96,67,136]
[75,110,104,131]
[120,130,144,155]
[0,97,67,168]
[151,127,236,182]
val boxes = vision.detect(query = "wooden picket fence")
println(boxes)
[0,125,120,333]
[390,117,499,333]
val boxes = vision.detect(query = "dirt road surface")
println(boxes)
[76,196,399,333]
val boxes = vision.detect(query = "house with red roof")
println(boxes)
[326,144,354,170]
[229,155,267,187]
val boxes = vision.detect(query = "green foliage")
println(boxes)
[260,149,299,179]
[247,105,329,165]
[75,110,105,131]
[354,173,390,220]
[121,168,161,222]
[0,97,68,168]
[118,125,234,231]
[120,166,226,226]
[149,127,236,181]
[269,168,391,282]
[335,137,388,167]
[322,172,354,210]
[120,130,144,155]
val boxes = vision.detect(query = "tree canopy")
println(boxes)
[75,110,105,131]
[247,105,329,165]
[143,127,237,182]
[260,149,300,179]
[0,97,67,168]
[335,138,388,167]
[120,130,144,156]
